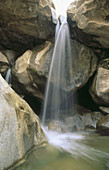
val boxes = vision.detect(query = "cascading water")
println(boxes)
[5,68,12,86]
[15,2,109,169]
[42,12,74,127]
[40,0,109,162]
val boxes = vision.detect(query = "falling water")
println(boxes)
[15,2,109,169]
[5,68,12,86]
[41,13,74,126]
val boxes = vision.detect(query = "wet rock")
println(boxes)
[90,67,109,105]
[0,74,47,170]
[96,115,109,136]
[64,108,103,131]
[48,121,63,133]
[12,39,97,100]
[68,0,109,49]
[0,0,54,52]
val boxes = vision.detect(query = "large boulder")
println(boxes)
[0,0,54,52]
[96,115,109,136]
[0,74,47,170]
[68,0,109,49]
[90,67,109,105]
[12,39,97,100]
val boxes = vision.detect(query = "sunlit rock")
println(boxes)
[97,115,109,136]
[0,51,9,77]
[99,106,109,115]
[12,39,97,100]
[68,0,109,49]
[0,0,54,52]
[90,67,109,105]
[0,74,47,169]
[12,42,52,100]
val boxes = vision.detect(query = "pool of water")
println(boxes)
[14,131,109,170]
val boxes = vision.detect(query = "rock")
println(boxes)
[12,42,50,99]
[0,51,9,77]
[0,0,54,52]
[64,106,103,131]
[70,39,98,90]
[85,125,95,131]
[90,67,109,105]
[68,0,109,49]
[96,115,109,136]
[99,106,109,115]
[1,50,17,66]
[0,74,47,170]
[12,39,97,100]
[48,121,63,133]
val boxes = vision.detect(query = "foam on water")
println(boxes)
[42,125,109,161]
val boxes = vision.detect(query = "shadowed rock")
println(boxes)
[0,0,55,52]
[97,115,109,136]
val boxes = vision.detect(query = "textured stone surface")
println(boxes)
[0,75,47,170]
[97,115,109,136]
[0,51,9,77]
[99,106,109,115]
[12,41,52,100]
[0,0,54,52]
[68,0,109,48]
[12,39,97,100]
[90,67,109,105]
[63,106,103,131]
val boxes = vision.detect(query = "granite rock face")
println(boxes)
[0,75,47,170]
[90,67,109,105]
[68,0,109,49]
[12,39,97,100]
[0,0,54,52]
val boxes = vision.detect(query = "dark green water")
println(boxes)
[14,133,109,170]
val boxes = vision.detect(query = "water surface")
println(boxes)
[15,132,109,170]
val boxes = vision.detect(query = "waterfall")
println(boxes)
[5,68,12,86]
[41,9,74,127]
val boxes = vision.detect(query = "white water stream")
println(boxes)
[41,0,109,163]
